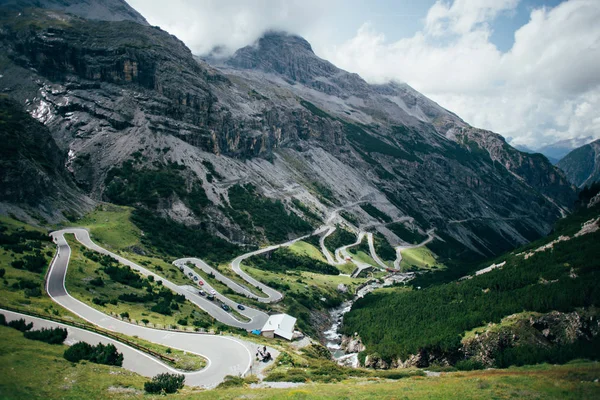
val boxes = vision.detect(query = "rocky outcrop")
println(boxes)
[340,334,365,354]
[461,310,600,368]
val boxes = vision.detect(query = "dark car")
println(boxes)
[193,276,198,281]
[188,272,193,277]
[237,304,245,310]
[207,295,215,301]
[198,290,206,296]
[221,304,230,311]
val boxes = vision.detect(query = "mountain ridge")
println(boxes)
[0,2,576,261]
[557,138,600,188]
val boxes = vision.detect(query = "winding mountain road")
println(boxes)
[393,229,436,270]
[30,201,422,387]
[47,230,266,388]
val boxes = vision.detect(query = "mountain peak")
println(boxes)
[258,31,314,53]
[226,31,337,84]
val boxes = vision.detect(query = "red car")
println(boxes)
[198,280,204,286]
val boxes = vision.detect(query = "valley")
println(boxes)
[0,1,599,398]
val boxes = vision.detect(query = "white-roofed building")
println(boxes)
[261,313,297,340]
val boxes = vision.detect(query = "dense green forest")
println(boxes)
[342,203,600,365]
[388,222,427,244]
[131,209,242,263]
[360,204,392,223]
[105,160,209,216]
[227,184,313,242]
[246,248,339,275]
[324,227,356,252]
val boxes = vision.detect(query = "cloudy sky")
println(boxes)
[128,0,600,150]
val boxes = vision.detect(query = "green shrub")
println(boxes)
[24,287,42,297]
[64,342,123,366]
[7,318,33,332]
[89,277,104,287]
[23,327,67,344]
[455,359,486,371]
[144,373,185,394]
[216,375,245,389]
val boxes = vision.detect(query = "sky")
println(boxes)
[127,0,600,150]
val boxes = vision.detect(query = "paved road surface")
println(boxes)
[48,230,256,388]
[1,309,184,380]
[393,229,436,270]
[53,229,266,330]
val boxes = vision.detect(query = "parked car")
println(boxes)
[210,289,216,295]
[193,276,198,281]
[198,280,204,286]
[198,290,206,296]
[207,295,215,301]
[237,304,245,310]
[188,272,193,277]
[221,304,230,311]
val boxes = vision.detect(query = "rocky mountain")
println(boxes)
[0,2,576,260]
[557,139,600,188]
[537,136,595,163]
[0,95,93,222]
[0,0,148,25]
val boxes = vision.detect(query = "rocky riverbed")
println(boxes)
[323,273,416,367]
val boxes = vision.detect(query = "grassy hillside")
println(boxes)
[1,325,599,399]
[342,203,600,365]
[63,235,214,330]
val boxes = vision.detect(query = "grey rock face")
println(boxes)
[0,6,577,255]
[557,139,600,188]
[0,0,149,25]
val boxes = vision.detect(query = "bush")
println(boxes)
[7,318,33,332]
[144,373,185,394]
[119,312,129,319]
[217,375,245,389]
[0,314,5,326]
[455,359,486,371]
[64,342,123,366]
[0,267,6,277]
[23,327,67,344]
[89,277,104,287]
[92,297,108,306]
[24,287,42,297]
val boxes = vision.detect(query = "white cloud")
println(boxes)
[323,0,600,149]
[424,0,519,36]
[127,0,337,56]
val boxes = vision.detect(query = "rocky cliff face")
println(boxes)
[0,0,148,25]
[557,139,600,188]
[0,4,577,256]
[0,95,93,222]
[461,310,600,368]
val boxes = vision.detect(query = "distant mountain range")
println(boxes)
[510,137,596,165]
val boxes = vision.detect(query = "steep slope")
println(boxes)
[0,0,148,25]
[0,6,575,259]
[0,95,93,221]
[342,196,600,368]
[557,139,600,188]
[214,32,576,256]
